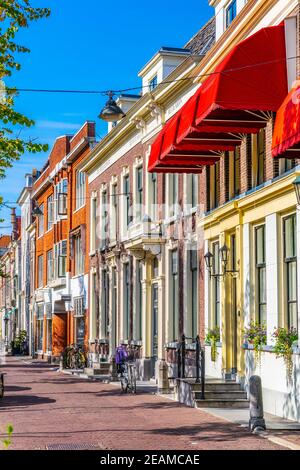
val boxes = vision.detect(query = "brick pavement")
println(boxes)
[0,357,288,450]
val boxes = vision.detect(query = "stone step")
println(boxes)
[191,382,242,392]
[194,390,247,400]
[84,367,110,376]
[195,398,249,409]
[92,362,110,370]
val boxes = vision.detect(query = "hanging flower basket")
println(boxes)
[205,327,220,362]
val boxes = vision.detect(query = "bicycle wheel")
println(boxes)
[129,365,137,394]
[0,374,4,398]
[120,374,128,393]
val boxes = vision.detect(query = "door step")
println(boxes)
[195,398,249,409]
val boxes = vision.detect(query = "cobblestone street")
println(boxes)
[0,357,288,450]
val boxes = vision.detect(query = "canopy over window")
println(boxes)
[272,80,300,158]
[148,24,287,173]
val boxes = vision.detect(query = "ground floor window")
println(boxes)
[74,297,85,345]
[75,316,85,345]
[283,214,297,329]
[255,224,266,324]
[46,319,52,352]
[36,320,43,351]
[170,249,179,341]
[189,249,198,338]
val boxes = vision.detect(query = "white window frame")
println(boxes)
[75,170,86,210]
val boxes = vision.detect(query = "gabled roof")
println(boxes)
[184,16,216,55]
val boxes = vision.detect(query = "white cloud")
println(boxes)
[36,120,81,130]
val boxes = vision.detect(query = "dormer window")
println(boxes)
[149,75,158,91]
[226,0,237,28]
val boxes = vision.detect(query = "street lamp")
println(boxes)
[204,244,238,278]
[219,244,229,268]
[204,251,214,271]
[98,91,126,122]
[293,175,300,206]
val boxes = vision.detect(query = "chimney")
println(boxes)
[11,207,18,241]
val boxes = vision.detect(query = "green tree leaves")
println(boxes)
[0,1,50,179]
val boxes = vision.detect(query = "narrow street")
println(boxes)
[0,357,286,450]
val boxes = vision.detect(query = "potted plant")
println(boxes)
[243,321,267,366]
[272,327,298,379]
[205,326,220,362]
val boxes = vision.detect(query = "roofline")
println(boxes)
[138,48,191,77]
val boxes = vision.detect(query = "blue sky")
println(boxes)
[0,0,213,232]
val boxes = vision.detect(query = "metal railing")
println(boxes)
[177,334,205,399]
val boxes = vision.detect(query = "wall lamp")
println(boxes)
[293,175,300,206]
[204,244,239,278]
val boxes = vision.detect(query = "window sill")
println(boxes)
[242,343,300,355]
[205,341,222,348]
[72,273,85,280]
[73,204,86,214]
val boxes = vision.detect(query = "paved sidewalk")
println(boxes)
[0,357,289,450]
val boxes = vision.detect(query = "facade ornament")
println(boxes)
[147,101,163,118]
[143,244,161,256]
[131,116,146,130]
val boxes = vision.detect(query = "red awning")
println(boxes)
[148,24,287,173]
[272,81,300,158]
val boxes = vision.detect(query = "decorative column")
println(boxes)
[141,254,152,380]
[265,213,279,344]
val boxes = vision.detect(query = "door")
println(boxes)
[52,313,67,356]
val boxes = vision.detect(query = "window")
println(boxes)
[253,129,265,187]
[149,75,158,91]
[283,214,297,329]
[189,249,198,338]
[136,166,143,220]
[37,255,43,288]
[74,234,84,275]
[169,174,179,217]
[212,242,220,328]
[46,318,52,352]
[74,296,85,345]
[208,162,220,210]
[58,240,67,277]
[186,174,198,209]
[36,304,44,351]
[110,183,118,245]
[170,250,179,341]
[232,148,240,197]
[75,170,86,209]
[255,225,266,323]
[101,190,108,249]
[226,0,237,28]
[74,296,84,317]
[123,262,131,340]
[38,204,44,237]
[150,172,157,220]
[57,179,68,215]
[47,250,54,283]
[90,196,98,253]
[47,195,54,231]
[124,174,131,228]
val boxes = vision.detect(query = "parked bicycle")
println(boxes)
[115,344,137,394]
[62,344,87,370]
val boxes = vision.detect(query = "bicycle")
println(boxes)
[119,361,137,394]
[63,344,87,369]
